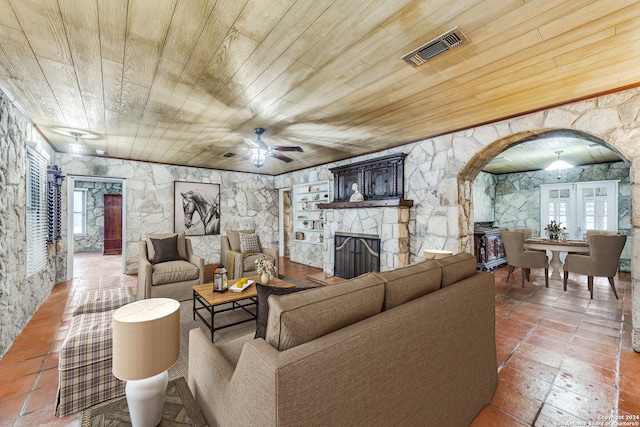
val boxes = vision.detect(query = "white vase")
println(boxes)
[261,272,270,284]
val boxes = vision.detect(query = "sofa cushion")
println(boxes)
[215,334,254,369]
[151,260,200,285]
[73,287,135,316]
[239,233,261,253]
[146,232,186,263]
[255,283,313,339]
[374,260,442,310]
[265,272,385,351]
[433,252,477,287]
[226,229,255,252]
[150,235,181,264]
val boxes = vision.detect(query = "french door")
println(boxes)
[540,180,618,240]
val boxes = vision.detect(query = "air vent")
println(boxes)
[401,27,468,67]
[222,152,236,158]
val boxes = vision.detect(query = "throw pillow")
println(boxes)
[255,283,311,339]
[239,233,261,253]
[265,273,385,351]
[226,229,254,252]
[150,235,181,264]
[146,232,187,262]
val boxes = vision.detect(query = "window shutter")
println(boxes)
[27,148,47,276]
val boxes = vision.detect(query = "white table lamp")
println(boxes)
[112,298,180,427]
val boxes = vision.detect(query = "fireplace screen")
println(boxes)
[334,233,380,279]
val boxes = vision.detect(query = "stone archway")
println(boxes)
[456,127,638,351]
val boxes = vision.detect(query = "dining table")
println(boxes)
[523,238,590,281]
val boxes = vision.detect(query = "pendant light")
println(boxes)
[545,150,573,179]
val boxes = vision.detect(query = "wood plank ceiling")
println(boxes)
[0,0,638,175]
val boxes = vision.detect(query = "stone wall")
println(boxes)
[56,155,279,274]
[473,171,496,223]
[73,180,123,253]
[0,91,60,359]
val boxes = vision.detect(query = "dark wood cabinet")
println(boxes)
[318,153,413,209]
[103,194,122,255]
[474,222,507,271]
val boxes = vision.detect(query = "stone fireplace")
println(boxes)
[321,206,410,276]
[318,153,413,277]
[334,232,381,279]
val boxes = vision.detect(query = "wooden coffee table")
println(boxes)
[192,276,295,341]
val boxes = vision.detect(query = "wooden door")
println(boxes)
[103,194,122,255]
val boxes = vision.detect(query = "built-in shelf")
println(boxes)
[293,180,330,245]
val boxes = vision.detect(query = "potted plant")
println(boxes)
[303,220,309,228]
[319,234,324,243]
[255,255,277,284]
[545,220,565,240]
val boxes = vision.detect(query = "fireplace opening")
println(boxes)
[334,232,380,279]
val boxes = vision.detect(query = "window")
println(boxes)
[540,180,618,239]
[26,149,47,276]
[576,181,618,237]
[73,189,87,235]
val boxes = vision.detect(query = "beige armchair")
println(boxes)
[220,229,278,279]
[563,233,626,299]
[137,232,205,301]
[501,230,549,288]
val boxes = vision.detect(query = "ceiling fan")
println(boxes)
[240,128,303,168]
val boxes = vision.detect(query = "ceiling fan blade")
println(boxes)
[271,146,303,152]
[270,151,294,163]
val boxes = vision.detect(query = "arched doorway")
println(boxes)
[457,128,629,252]
[456,127,637,351]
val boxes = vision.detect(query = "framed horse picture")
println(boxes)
[174,181,221,236]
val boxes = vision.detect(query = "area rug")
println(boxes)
[81,300,256,426]
[82,377,206,426]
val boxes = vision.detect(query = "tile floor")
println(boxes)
[0,253,638,426]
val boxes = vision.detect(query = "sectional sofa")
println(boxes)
[188,252,497,426]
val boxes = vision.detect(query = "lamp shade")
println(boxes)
[112,298,180,381]
[545,159,573,171]
[545,151,573,171]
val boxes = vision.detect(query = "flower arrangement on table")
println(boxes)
[255,255,277,279]
[545,220,566,240]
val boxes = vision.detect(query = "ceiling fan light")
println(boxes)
[249,148,268,168]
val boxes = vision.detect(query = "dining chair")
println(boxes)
[501,230,549,287]
[504,227,539,281]
[563,233,626,299]
[585,229,619,241]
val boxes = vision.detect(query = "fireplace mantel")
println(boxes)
[318,198,413,209]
